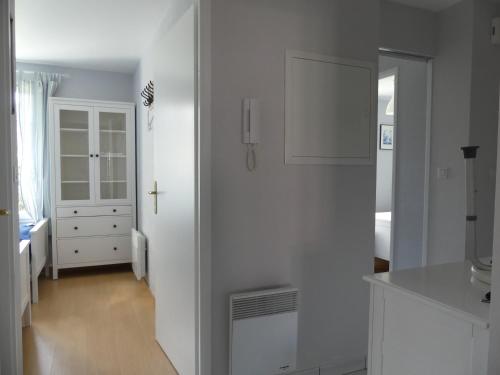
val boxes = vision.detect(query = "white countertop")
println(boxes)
[363,262,490,328]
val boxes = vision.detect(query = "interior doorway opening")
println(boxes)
[3,1,207,374]
[374,52,432,273]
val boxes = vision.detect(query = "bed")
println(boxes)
[19,240,31,327]
[20,217,49,304]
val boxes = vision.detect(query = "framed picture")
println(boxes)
[379,124,394,150]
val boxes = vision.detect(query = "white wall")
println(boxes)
[211,0,379,373]
[380,0,438,57]
[427,0,500,265]
[16,62,134,102]
[427,0,474,265]
[477,2,500,374]
[469,0,500,258]
[132,45,156,292]
[132,0,195,296]
[488,93,500,374]
[380,55,428,270]
[376,98,394,212]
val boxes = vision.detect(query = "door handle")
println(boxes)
[0,209,10,216]
[148,181,158,215]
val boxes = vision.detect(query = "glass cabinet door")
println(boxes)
[56,106,94,202]
[95,108,130,201]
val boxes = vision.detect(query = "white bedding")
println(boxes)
[375,211,391,261]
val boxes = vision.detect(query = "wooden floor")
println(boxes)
[23,266,177,375]
[374,257,390,273]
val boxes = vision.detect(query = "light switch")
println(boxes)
[437,167,449,180]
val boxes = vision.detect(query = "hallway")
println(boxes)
[22,267,176,375]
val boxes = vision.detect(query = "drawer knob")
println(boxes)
[74,226,78,230]
[90,154,94,158]
[73,210,78,214]
[96,154,99,158]
[113,247,118,251]
[113,209,117,213]
[74,249,79,254]
[113,224,117,228]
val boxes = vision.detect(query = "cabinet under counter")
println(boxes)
[364,262,490,375]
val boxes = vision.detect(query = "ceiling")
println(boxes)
[389,0,462,12]
[15,0,169,73]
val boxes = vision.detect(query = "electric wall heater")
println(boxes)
[131,229,146,281]
[229,287,299,375]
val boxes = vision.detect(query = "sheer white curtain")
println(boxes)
[16,71,61,222]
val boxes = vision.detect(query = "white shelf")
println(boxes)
[100,153,126,158]
[101,180,127,183]
[61,181,89,184]
[100,129,126,134]
[62,121,88,127]
[61,154,88,158]
[60,128,87,133]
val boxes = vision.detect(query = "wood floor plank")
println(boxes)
[23,267,177,375]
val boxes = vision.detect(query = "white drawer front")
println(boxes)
[57,216,133,238]
[57,205,132,217]
[57,236,131,265]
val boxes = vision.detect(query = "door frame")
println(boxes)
[1,0,23,373]
[421,59,433,267]
[378,49,434,270]
[196,0,212,373]
[2,1,212,374]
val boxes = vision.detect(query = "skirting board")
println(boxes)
[289,358,366,375]
[290,369,319,375]
[320,358,366,375]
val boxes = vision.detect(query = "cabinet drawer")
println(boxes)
[57,236,131,265]
[57,205,132,217]
[57,216,133,238]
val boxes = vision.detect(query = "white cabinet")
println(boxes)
[53,102,134,205]
[49,98,136,278]
[364,262,490,375]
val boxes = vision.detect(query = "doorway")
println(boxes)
[1,1,209,374]
[374,52,432,273]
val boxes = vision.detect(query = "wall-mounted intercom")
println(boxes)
[242,98,260,144]
[242,98,260,171]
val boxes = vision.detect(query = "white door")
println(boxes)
[54,104,95,206]
[152,5,198,375]
[0,0,22,372]
[93,106,133,204]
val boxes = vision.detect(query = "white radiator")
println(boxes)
[229,287,299,375]
[131,229,146,281]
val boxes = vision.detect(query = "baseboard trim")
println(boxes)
[320,358,366,375]
[289,357,366,375]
